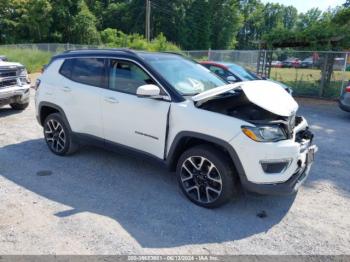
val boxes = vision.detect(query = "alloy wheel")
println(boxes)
[180,156,223,204]
[44,119,66,153]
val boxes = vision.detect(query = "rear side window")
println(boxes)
[60,58,105,87]
[60,59,74,78]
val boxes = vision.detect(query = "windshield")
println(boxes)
[140,54,227,95]
[227,64,260,81]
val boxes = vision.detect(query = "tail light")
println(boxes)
[33,79,41,91]
[345,86,350,93]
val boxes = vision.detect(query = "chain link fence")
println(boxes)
[186,49,350,99]
[0,43,103,53]
[0,44,349,99]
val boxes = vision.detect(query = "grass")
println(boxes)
[270,68,350,98]
[0,47,52,73]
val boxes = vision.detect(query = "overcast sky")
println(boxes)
[260,0,345,13]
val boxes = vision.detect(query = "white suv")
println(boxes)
[35,49,317,208]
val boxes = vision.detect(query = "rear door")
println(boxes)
[58,58,105,138]
[101,59,170,159]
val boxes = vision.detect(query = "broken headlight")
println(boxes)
[18,67,30,84]
[18,67,27,76]
[241,125,287,142]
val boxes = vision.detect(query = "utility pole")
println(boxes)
[145,0,151,41]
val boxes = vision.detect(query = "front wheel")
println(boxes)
[176,145,237,208]
[43,113,78,156]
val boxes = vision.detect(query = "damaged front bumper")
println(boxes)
[0,84,30,106]
[241,144,317,195]
[230,116,318,195]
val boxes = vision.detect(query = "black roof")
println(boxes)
[52,48,183,61]
[50,48,185,103]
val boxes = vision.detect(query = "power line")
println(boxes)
[150,2,209,34]
[151,2,174,16]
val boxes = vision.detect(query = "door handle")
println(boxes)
[62,86,71,92]
[104,97,119,104]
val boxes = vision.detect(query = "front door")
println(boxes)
[101,59,170,159]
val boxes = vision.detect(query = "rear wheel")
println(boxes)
[176,145,237,208]
[43,113,78,156]
[10,102,29,110]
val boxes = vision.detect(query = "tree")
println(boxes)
[0,0,20,43]
[237,0,265,49]
[209,0,243,49]
[297,8,322,30]
[49,0,80,42]
[0,0,51,43]
[150,0,191,48]
[0,0,349,51]
[100,28,180,51]
[182,0,211,49]
[70,0,101,44]
[282,6,298,29]
[21,0,52,42]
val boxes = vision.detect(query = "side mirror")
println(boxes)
[226,76,237,83]
[136,84,170,101]
[136,84,161,97]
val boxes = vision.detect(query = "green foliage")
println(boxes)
[182,0,211,49]
[0,0,52,43]
[297,8,322,30]
[0,0,349,50]
[100,28,180,51]
[209,0,243,49]
[263,5,350,50]
[0,47,51,73]
[149,33,180,52]
[70,0,101,44]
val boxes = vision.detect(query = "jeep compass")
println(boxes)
[35,49,317,208]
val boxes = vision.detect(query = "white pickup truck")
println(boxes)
[0,57,31,110]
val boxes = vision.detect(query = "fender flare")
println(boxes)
[166,131,247,182]
[38,102,72,131]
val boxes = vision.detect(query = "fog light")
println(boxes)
[260,159,292,174]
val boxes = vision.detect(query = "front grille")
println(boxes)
[0,79,18,89]
[0,69,17,78]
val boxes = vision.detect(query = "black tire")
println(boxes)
[43,113,78,156]
[10,102,29,110]
[176,144,237,208]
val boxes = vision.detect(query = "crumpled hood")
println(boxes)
[192,80,298,117]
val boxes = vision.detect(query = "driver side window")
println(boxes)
[109,60,154,94]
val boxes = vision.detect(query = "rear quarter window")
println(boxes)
[59,59,74,78]
[59,58,105,87]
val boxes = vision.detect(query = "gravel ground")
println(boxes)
[0,89,350,255]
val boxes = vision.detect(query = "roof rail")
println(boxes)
[62,48,137,55]
[161,51,185,56]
